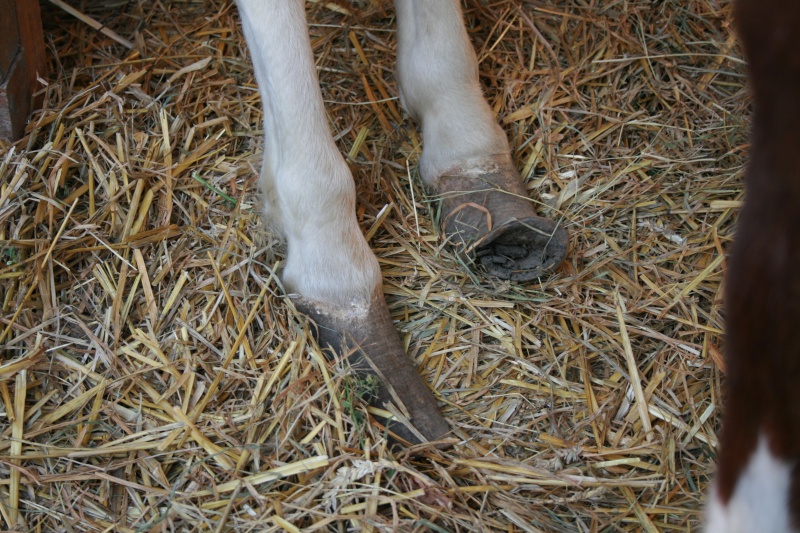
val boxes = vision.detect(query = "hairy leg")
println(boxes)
[237,0,380,307]
[236,0,449,444]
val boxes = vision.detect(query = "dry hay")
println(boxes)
[0,0,744,531]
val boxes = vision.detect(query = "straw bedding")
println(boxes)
[0,0,744,530]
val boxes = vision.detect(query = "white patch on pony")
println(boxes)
[706,435,797,533]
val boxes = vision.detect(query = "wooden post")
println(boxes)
[0,0,46,141]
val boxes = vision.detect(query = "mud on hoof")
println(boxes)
[295,292,450,446]
[435,154,568,282]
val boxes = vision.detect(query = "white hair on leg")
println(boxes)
[236,0,381,309]
[705,435,797,533]
[393,0,510,185]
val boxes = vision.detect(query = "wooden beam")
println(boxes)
[0,0,46,141]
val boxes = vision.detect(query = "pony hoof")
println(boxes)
[295,291,451,447]
[435,154,568,281]
[473,216,568,282]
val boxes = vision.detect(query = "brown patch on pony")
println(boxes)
[718,0,800,525]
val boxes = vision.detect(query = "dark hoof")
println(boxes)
[435,154,568,281]
[295,292,450,446]
[474,216,568,282]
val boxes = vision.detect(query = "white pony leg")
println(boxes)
[394,0,568,281]
[394,0,509,185]
[236,0,380,309]
[235,0,449,444]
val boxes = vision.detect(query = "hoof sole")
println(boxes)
[435,154,568,280]
[474,216,568,282]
